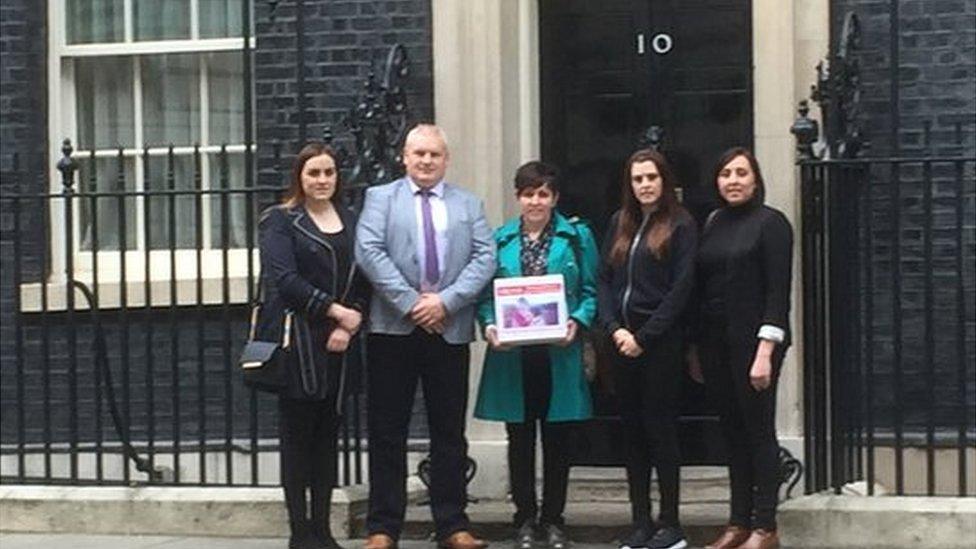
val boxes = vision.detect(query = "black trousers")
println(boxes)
[279,397,340,536]
[612,332,683,529]
[366,330,471,540]
[700,323,783,531]
[506,346,572,528]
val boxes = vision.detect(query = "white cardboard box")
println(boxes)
[493,274,568,345]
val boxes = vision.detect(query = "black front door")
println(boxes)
[540,0,753,466]
[540,0,753,229]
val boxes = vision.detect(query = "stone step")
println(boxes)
[566,466,730,503]
[355,499,729,545]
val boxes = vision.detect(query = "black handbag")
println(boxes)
[239,279,292,393]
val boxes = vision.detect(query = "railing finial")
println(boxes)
[791,100,820,161]
[57,138,78,192]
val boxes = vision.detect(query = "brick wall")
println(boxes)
[828,0,976,432]
[253,0,434,188]
[0,0,50,447]
[0,0,48,280]
[2,308,274,445]
[832,0,976,155]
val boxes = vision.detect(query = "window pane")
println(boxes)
[77,155,137,252]
[145,153,198,249]
[66,0,124,44]
[134,0,190,41]
[208,152,251,248]
[206,52,244,145]
[76,57,135,150]
[199,0,243,38]
[141,54,201,146]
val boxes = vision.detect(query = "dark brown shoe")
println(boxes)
[364,533,397,549]
[737,529,779,549]
[438,530,489,549]
[705,525,751,549]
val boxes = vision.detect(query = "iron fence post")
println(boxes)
[57,138,80,483]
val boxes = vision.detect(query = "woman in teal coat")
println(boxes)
[475,161,599,549]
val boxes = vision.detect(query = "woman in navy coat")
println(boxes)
[259,143,370,549]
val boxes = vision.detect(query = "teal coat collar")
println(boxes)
[496,212,578,247]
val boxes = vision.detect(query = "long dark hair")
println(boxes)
[609,148,685,264]
[712,146,765,207]
[282,142,340,208]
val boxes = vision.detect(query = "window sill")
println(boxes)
[19,276,255,313]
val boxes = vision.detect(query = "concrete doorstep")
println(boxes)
[386,500,728,545]
[0,486,728,546]
[6,481,975,548]
[0,482,387,539]
[779,493,976,549]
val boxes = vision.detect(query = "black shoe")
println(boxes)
[618,525,654,549]
[514,521,536,549]
[288,521,316,549]
[646,526,687,549]
[544,524,569,549]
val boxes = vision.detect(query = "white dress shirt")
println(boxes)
[409,178,448,290]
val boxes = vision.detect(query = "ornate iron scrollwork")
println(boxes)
[324,44,411,211]
[264,0,281,23]
[416,455,479,506]
[792,12,867,160]
[778,446,804,501]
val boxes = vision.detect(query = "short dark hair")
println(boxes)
[513,160,560,195]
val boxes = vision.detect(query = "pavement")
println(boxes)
[0,535,638,549]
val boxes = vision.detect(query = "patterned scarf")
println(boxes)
[519,219,554,276]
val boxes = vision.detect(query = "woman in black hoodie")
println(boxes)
[598,149,698,549]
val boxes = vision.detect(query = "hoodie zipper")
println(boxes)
[621,212,652,330]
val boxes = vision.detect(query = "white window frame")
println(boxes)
[33,0,259,311]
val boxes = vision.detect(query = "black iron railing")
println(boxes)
[797,135,976,497]
[794,8,975,498]
[0,143,371,487]
[0,31,412,487]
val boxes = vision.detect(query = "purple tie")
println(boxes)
[419,189,439,290]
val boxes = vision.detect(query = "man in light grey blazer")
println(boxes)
[355,124,496,549]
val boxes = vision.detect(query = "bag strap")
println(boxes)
[246,271,266,342]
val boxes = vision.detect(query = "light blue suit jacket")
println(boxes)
[355,178,497,344]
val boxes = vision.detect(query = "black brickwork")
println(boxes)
[0,307,281,446]
[828,0,976,433]
[1,0,49,446]
[832,0,976,155]
[253,0,434,189]
[1,1,48,281]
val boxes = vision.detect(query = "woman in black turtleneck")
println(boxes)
[598,149,698,549]
[690,148,793,549]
